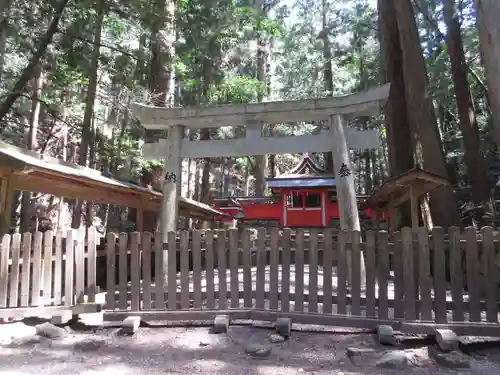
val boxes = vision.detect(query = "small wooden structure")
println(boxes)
[0,142,225,235]
[360,168,450,230]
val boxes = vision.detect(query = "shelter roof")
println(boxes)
[0,142,224,220]
[359,168,450,212]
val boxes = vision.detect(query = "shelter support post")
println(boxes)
[0,175,14,236]
[330,114,365,287]
[137,202,144,233]
[160,125,183,242]
[409,185,419,229]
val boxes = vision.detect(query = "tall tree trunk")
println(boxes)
[0,0,70,121]
[71,0,104,228]
[378,0,414,227]
[475,0,500,149]
[0,0,12,83]
[321,0,334,173]
[393,0,460,228]
[444,0,493,224]
[20,66,44,233]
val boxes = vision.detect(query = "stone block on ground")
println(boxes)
[269,333,286,343]
[435,351,471,369]
[275,317,291,338]
[376,325,396,345]
[245,343,272,358]
[213,315,230,334]
[375,351,408,369]
[35,322,68,339]
[435,329,458,352]
[51,311,73,325]
[121,316,141,335]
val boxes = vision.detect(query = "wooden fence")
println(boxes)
[103,226,500,336]
[0,227,98,318]
[2,226,500,336]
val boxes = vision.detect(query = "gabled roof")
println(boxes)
[266,154,336,189]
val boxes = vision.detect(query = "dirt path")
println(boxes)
[2,321,500,375]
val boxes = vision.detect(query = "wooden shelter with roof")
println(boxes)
[214,154,388,228]
[359,168,450,230]
[0,142,225,235]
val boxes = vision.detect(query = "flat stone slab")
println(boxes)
[35,323,67,339]
[269,333,286,343]
[245,344,272,358]
[376,351,408,369]
[435,351,471,369]
[122,316,141,335]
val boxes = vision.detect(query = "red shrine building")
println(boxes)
[213,154,386,228]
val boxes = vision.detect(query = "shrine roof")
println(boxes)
[266,154,335,188]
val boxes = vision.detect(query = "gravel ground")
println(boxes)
[2,320,500,375]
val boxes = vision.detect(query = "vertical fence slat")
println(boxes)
[216,230,227,310]
[256,227,266,309]
[417,227,432,321]
[142,232,152,310]
[53,231,62,306]
[167,231,177,310]
[74,228,85,304]
[42,231,53,306]
[229,229,239,308]
[153,232,164,310]
[118,232,128,310]
[192,230,202,309]
[106,233,117,310]
[180,231,190,309]
[0,235,10,308]
[294,229,305,312]
[31,232,43,307]
[280,228,291,312]
[432,227,447,323]
[393,231,404,319]
[242,229,252,308]
[308,230,318,313]
[449,226,464,322]
[465,226,481,322]
[377,231,389,319]
[269,227,279,311]
[64,230,75,306]
[322,229,333,314]
[9,233,21,307]
[482,227,497,322]
[86,227,97,302]
[365,230,376,317]
[20,233,32,307]
[337,230,347,315]
[205,230,215,309]
[401,227,416,320]
[130,232,140,311]
[351,231,361,316]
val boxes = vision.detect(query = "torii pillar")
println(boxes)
[330,114,366,287]
[160,124,183,243]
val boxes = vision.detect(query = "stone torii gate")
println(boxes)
[131,83,390,240]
